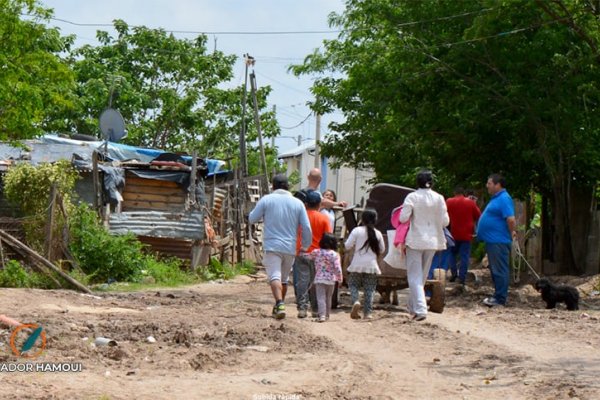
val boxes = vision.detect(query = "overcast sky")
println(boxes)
[41,0,347,153]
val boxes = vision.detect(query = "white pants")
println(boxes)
[406,248,436,316]
[263,252,295,283]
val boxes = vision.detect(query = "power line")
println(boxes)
[22,7,494,37]
[280,113,312,129]
[436,18,565,48]
[277,108,304,117]
[276,102,305,109]
[277,108,312,121]
[38,16,343,35]
[255,56,306,61]
[393,7,494,28]
[255,71,312,95]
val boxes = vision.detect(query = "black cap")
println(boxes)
[272,174,289,190]
[305,190,322,207]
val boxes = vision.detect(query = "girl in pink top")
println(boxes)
[307,233,343,322]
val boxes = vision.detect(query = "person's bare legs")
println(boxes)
[270,279,283,302]
[270,280,287,319]
[282,282,287,301]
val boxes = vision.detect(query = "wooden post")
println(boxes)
[44,184,57,261]
[234,169,243,264]
[211,172,217,211]
[239,54,254,177]
[249,72,269,188]
[271,105,277,178]
[188,151,198,210]
[92,151,101,212]
[0,238,5,268]
[314,113,321,169]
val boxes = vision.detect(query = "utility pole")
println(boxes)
[236,54,254,265]
[239,54,254,177]
[314,113,321,169]
[250,71,269,187]
[271,105,276,148]
[271,106,276,178]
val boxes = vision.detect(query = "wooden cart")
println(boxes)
[339,183,445,313]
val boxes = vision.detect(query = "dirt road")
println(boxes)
[0,272,599,400]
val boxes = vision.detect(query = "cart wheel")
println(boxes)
[432,268,446,288]
[428,281,445,313]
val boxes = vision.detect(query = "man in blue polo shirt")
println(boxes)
[249,174,312,319]
[477,173,517,307]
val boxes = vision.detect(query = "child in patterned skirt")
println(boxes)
[344,208,385,320]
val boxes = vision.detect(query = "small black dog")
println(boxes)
[534,278,579,311]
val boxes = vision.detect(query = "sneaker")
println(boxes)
[317,316,326,323]
[311,311,318,318]
[413,314,426,321]
[483,297,504,307]
[274,302,286,319]
[297,309,307,319]
[350,301,361,319]
[364,313,373,320]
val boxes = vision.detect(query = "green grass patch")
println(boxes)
[0,260,56,289]
[196,258,256,281]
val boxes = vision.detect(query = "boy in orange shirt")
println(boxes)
[293,190,332,318]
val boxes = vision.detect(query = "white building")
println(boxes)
[278,140,375,207]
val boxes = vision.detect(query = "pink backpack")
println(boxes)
[390,205,410,247]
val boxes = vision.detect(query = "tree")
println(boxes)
[63,20,279,168]
[0,0,75,139]
[292,0,600,273]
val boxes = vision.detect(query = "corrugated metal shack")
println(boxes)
[0,135,247,266]
[105,161,209,263]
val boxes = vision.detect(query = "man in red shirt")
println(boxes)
[446,187,481,284]
[293,190,332,318]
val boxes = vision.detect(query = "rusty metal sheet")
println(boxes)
[137,235,194,260]
[108,211,204,240]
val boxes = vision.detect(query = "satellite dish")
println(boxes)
[99,108,126,142]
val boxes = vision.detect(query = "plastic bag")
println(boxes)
[383,230,406,269]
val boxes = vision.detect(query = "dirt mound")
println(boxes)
[1,275,599,399]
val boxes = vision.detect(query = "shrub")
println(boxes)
[0,260,55,289]
[69,204,145,283]
[0,260,29,287]
[69,204,196,286]
[142,256,195,286]
[3,161,78,252]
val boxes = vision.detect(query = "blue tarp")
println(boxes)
[0,135,228,177]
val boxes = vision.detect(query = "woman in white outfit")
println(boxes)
[399,170,449,321]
